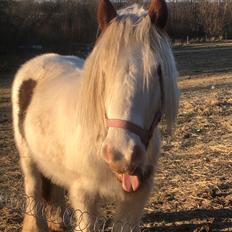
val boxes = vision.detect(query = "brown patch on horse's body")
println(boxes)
[18,79,37,137]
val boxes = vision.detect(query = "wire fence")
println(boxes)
[0,191,152,232]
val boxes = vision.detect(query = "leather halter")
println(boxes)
[107,111,162,147]
[107,67,163,148]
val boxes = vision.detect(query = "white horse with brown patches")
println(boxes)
[12,0,179,231]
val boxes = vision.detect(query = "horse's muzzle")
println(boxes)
[102,143,152,192]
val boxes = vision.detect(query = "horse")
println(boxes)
[12,0,179,231]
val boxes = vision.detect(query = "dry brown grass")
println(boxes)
[0,43,232,231]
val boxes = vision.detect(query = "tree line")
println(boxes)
[168,0,232,42]
[0,0,232,52]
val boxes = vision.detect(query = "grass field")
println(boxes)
[0,42,232,231]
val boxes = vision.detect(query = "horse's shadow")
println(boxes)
[142,208,232,232]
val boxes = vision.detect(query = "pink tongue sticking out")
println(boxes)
[122,174,140,192]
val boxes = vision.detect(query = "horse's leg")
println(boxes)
[69,184,99,232]
[19,143,49,232]
[114,181,153,232]
[41,176,66,232]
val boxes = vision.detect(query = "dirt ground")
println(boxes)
[0,42,232,232]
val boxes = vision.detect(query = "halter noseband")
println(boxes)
[107,66,164,148]
[107,111,162,148]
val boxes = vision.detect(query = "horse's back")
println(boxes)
[13,53,82,90]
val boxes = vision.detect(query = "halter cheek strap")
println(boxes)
[107,111,162,148]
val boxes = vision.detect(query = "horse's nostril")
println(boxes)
[102,144,123,164]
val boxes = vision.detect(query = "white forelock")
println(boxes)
[117,4,147,17]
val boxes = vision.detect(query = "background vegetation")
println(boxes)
[0,0,232,53]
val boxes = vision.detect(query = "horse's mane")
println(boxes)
[78,4,179,138]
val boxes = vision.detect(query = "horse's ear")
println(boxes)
[148,0,168,29]
[97,0,117,31]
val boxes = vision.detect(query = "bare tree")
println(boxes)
[198,0,224,39]
[1,0,232,51]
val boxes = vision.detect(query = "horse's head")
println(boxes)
[81,0,178,193]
